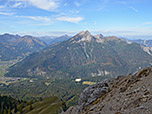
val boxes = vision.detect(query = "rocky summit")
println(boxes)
[64,66,152,114]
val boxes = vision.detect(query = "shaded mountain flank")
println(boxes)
[0,95,65,114]
[64,66,152,114]
[21,96,65,114]
[122,38,152,56]
[0,33,47,61]
[6,31,152,78]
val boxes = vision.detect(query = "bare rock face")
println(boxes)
[63,106,79,114]
[78,78,115,111]
[71,31,105,43]
[71,30,93,43]
[64,67,152,114]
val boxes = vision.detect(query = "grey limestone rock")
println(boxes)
[78,78,115,111]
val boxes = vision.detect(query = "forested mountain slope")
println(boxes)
[6,31,152,78]
[0,34,47,61]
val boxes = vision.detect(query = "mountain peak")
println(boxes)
[2,33,19,38]
[71,31,105,43]
[70,31,123,44]
[22,35,35,39]
[71,30,93,42]
[78,30,91,36]
[60,34,69,38]
[94,34,104,39]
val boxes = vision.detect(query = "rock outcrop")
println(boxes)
[78,78,115,111]
[64,67,152,114]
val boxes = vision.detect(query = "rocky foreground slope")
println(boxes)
[64,67,152,114]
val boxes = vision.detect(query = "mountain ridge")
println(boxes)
[38,35,71,45]
[0,33,47,61]
[5,31,152,78]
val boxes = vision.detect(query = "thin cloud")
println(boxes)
[17,16,51,22]
[93,21,96,25]
[92,27,152,36]
[12,2,24,8]
[74,1,80,7]
[29,0,59,11]
[144,22,152,25]
[127,6,138,12]
[0,5,6,9]
[56,16,84,23]
[120,1,139,12]
[64,3,68,7]
[0,12,15,16]
[9,0,59,11]
[98,0,110,11]
[14,31,76,37]
[69,10,80,14]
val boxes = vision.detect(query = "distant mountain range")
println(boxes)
[121,38,152,56]
[38,35,71,45]
[0,33,47,61]
[131,39,152,47]
[6,31,152,78]
[122,38,152,47]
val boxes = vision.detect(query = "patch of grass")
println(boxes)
[0,61,7,64]
[0,60,18,76]
[22,96,63,114]
[0,64,13,76]
[45,82,50,86]
[82,81,96,85]
[0,70,5,76]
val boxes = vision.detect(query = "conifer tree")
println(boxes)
[3,109,7,114]
[29,100,33,111]
[8,107,11,114]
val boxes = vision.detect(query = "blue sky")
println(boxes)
[0,0,152,39]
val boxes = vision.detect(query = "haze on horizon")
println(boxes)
[0,0,152,39]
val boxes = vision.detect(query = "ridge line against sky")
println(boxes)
[0,0,152,39]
